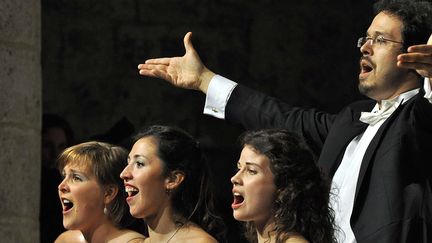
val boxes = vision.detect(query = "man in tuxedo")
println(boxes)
[137,0,432,242]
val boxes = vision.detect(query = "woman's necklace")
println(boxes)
[144,224,183,243]
[166,226,182,243]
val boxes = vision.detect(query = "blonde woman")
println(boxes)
[57,141,145,242]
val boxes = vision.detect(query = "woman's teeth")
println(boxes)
[63,199,74,210]
[125,187,139,197]
[233,192,244,204]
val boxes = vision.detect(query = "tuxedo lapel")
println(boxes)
[318,107,368,177]
[354,102,405,199]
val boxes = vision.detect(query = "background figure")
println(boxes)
[136,0,432,242]
[121,125,226,242]
[41,113,75,243]
[90,116,136,149]
[57,141,145,242]
[232,129,335,243]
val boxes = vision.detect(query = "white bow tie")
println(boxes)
[359,99,401,125]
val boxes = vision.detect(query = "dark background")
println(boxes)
[41,0,374,242]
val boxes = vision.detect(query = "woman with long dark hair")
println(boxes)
[120,125,225,242]
[231,129,336,243]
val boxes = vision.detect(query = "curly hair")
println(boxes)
[240,129,336,243]
[374,0,432,51]
[57,141,135,228]
[133,125,226,242]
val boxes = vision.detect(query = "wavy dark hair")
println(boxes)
[57,141,136,228]
[373,0,432,82]
[133,125,226,241]
[240,129,336,243]
[374,0,432,52]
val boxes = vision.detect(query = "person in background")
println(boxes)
[120,125,226,243]
[231,129,335,243]
[136,0,432,242]
[57,141,145,242]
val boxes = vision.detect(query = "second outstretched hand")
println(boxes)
[137,32,215,94]
[397,33,432,78]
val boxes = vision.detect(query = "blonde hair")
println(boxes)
[58,141,129,226]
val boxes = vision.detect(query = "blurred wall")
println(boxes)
[0,0,41,242]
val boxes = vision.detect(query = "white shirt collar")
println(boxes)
[360,88,419,125]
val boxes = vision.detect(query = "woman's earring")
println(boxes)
[165,188,172,195]
[103,206,108,215]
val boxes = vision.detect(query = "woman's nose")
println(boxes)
[120,164,131,180]
[58,178,68,193]
[231,171,241,185]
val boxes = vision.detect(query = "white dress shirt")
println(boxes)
[331,88,419,243]
[204,75,238,119]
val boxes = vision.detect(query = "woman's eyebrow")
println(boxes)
[245,161,263,169]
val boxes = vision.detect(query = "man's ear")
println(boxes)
[165,170,185,191]
[103,185,118,205]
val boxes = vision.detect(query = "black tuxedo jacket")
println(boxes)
[225,84,432,243]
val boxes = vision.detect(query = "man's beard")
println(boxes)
[358,78,373,97]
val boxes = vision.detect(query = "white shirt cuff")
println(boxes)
[423,77,432,103]
[203,75,238,119]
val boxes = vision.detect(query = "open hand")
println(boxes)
[397,34,432,78]
[138,32,214,92]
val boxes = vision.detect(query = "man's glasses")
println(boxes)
[357,35,404,48]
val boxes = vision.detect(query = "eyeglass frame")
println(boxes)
[357,35,404,48]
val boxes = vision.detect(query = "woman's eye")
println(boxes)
[247,168,257,175]
[72,174,82,182]
[135,161,145,168]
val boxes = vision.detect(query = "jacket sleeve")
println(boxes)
[225,84,337,155]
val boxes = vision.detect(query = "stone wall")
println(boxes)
[0,0,41,242]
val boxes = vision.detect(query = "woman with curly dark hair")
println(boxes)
[231,129,336,243]
[120,125,225,243]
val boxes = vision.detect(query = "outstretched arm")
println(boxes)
[137,32,215,94]
[397,34,432,78]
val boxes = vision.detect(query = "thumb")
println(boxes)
[183,32,194,53]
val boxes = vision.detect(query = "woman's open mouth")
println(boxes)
[62,198,74,214]
[232,192,244,209]
[125,186,139,202]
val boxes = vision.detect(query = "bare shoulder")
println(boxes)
[177,225,218,243]
[284,233,309,243]
[54,230,87,243]
[109,229,146,243]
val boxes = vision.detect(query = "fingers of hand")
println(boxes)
[143,58,172,65]
[397,50,432,77]
[397,59,432,78]
[398,52,432,64]
[138,64,168,77]
[407,44,432,53]
[138,68,176,83]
